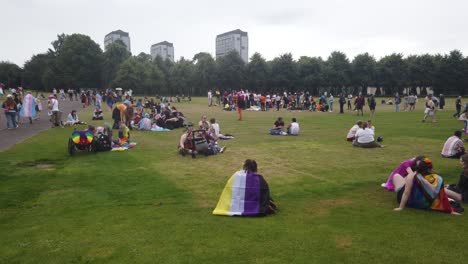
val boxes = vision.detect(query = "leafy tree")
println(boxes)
[270,53,297,93]
[245,52,269,94]
[324,51,350,95]
[0,62,22,88]
[351,53,376,95]
[153,56,173,95]
[377,53,407,95]
[102,40,131,88]
[192,52,216,95]
[297,56,324,95]
[215,51,245,91]
[435,50,467,95]
[50,34,103,88]
[136,52,152,63]
[169,57,194,96]
[405,54,436,95]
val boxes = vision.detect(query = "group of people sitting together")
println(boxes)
[178,115,232,158]
[111,100,186,132]
[270,117,300,135]
[346,120,383,148]
[381,155,468,215]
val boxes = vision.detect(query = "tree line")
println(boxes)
[1,33,467,96]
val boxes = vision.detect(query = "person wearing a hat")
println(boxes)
[2,94,18,129]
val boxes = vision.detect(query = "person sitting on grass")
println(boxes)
[270,117,286,135]
[213,159,277,216]
[113,123,130,146]
[287,118,300,135]
[92,106,103,120]
[445,154,468,206]
[198,115,210,130]
[381,156,424,191]
[441,131,465,158]
[393,157,459,214]
[353,122,384,148]
[346,120,363,142]
[65,110,86,126]
[178,127,197,158]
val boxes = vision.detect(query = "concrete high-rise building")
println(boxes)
[215,29,248,63]
[104,30,131,52]
[150,41,174,62]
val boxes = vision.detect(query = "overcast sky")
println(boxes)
[2,0,468,66]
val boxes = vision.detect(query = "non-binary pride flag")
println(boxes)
[213,170,272,216]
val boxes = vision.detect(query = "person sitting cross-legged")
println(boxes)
[92,106,103,120]
[287,117,300,135]
[441,130,465,159]
[353,122,384,148]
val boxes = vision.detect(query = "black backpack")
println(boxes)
[93,133,112,152]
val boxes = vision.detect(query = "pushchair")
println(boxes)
[68,130,95,156]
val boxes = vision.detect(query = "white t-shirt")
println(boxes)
[211,123,220,137]
[356,128,375,143]
[51,98,59,111]
[347,125,360,138]
[289,122,300,135]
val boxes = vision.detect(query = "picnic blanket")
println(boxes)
[111,142,137,151]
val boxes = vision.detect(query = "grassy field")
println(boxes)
[1,97,467,263]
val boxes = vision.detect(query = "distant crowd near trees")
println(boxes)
[0,33,467,96]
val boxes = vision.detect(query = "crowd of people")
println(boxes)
[2,85,468,217]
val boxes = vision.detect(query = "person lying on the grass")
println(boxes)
[393,157,459,214]
[287,117,300,135]
[353,122,384,148]
[270,117,286,135]
[346,120,363,142]
[382,156,424,191]
[92,106,103,120]
[213,159,277,216]
[445,154,468,206]
[65,110,87,126]
[441,130,465,159]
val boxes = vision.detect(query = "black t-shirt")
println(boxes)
[457,173,468,203]
[274,120,284,128]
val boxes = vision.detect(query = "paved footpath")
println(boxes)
[0,99,83,151]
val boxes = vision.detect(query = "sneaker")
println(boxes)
[381,183,387,188]
[220,146,226,153]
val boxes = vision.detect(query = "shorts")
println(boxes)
[409,103,415,106]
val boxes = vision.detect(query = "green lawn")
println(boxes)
[1,97,467,263]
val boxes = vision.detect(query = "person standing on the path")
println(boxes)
[454,96,462,118]
[34,96,42,120]
[20,91,36,124]
[329,94,334,112]
[2,95,18,129]
[395,93,401,112]
[48,95,62,128]
[208,90,213,107]
[339,93,346,114]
